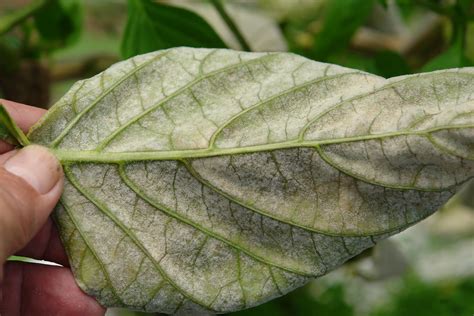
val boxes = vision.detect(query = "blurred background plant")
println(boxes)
[0,0,473,315]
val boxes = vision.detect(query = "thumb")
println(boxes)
[0,145,63,263]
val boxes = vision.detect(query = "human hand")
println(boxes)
[0,100,105,316]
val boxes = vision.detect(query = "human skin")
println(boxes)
[0,99,105,316]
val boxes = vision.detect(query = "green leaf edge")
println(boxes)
[0,103,30,146]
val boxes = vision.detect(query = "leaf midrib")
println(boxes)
[52,123,473,163]
[51,123,472,241]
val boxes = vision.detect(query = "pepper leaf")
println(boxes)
[27,48,474,314]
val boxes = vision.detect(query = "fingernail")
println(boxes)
[4,145,62,194]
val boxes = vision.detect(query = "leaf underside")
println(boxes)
[27,48,474,314]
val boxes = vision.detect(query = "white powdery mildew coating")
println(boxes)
[104,52,307,152]
[431,128,473,159]
[302,71,474,190]
[27,48,474,313]
[213,72,382,148]
[191,148,455,235]
[58,52,201,150]
[30,53,158,146]
[303,71,474,139]
[59,179,174,309]
[427,102,474,160]
[123,161,324,276]
[321,136,474,189]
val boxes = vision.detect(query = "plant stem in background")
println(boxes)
[210,0,252,51]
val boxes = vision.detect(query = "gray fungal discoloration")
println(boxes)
[27,48,474,313]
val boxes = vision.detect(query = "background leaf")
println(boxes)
[374,51,412,77]
[166,0,287,52]
[121,0,226,59]
[311,0,375,60]
[33,0,83,49]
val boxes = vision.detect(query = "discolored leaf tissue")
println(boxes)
[5,48,474,314]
